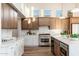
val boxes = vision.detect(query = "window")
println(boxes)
[33,9,40,16]
[44,9,51,16]
[56,9,62,17]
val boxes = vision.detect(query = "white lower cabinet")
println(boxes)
[0,39,24,56]
[24,35,38,46]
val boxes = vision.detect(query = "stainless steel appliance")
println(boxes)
[60,42,69,56]
[39,34,51,47]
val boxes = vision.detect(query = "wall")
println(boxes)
[21,26,50,46]
[25,3,79,17]
[21,26,64,46]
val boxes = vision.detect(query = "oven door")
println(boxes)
[41,38,49,42]
[39,38,50,47]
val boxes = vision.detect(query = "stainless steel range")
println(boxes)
[39,34,51,47]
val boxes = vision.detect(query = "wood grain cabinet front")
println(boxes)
[21,17,39,30]
[1,3,18,29]
[53,39,60,56]
[38,17,50,26]
[50,18,69,32]
[51,37,69,56]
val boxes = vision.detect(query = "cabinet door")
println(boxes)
[70,17,79,23]
[50,18,56,29]
[39,17,50,26]
[54,39,60,56]
[21,17,39,30]
[1,3,18,29]
[9,5,13,29]
[61,19,69,31]
[50,18,62,29]
[3,4,10,29]
[32,17,39,29]
[28,20,32,29]
[55,18,62,29]
[50,18,69,30]
[9,4,18,29]
[21,20,28,30]
[1,4,4,29]
[13,11,18,29]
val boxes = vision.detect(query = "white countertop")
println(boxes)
[0,37,23,47]
[51,34,79,56]
[51,34,79,45]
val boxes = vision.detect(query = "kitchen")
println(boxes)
[0,3,79,56]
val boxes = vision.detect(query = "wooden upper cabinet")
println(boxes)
[32,17,39,29]
[61,18,69,31]
[9,5,18,29]
[2,4,10,29]
[21,19,28,29]
[9,4,13,29]
[1,4,4,28]
[1,3,18,29]
[50,18,62,29]
[39,17,50,26]
[50,17,56,29]
[13,10,18,29]
[70,17,79,23]
[21,17,39,30]
[55,18,62,29]
[28,18,32,29]
[50,18,69,31]
[9,4,18,29]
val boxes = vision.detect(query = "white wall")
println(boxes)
[26,3,79,17]
[26,3,62,17]
[12,3,79,17]
[21,26,50,46]
[21,26,64,46]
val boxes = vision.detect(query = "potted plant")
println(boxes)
[60,31,68,39]
[70,34,79,41]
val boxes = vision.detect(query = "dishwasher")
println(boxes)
[60,42,69,56]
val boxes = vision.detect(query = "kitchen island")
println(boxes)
[0,38,24,56]
[51,34,79,56]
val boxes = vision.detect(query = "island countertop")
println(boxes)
[51,34,79,56]
[51,34,79,45]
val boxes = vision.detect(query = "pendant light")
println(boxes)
[59,3,65,19]
[32,17,36,22]
[28,18,31,24]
